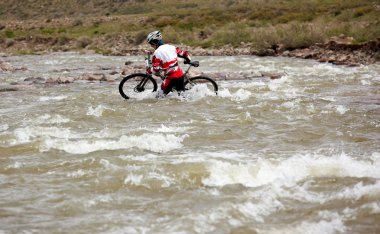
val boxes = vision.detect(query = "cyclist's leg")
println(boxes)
[162,77,185,95]
[162,78,175,95]
[174,77,185,92]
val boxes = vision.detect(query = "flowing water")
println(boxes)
[0,53,380,233]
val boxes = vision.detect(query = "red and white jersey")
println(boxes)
[151,44,190,79]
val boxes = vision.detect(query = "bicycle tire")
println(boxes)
[119,73,158,99]
[184,76,218,94]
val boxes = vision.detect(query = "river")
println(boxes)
[0,53,379,233]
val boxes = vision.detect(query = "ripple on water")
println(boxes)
[0,54,379,233]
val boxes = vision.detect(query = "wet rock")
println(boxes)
[202,72,252,81]
[52,68,70,72]
[97,65,116,70]
[0,60,28,72]
[223,71,251,80]
[125,61,133,65]
[46,76,75,84]
[24,77,45,84]
[0,84,35,91]
[0,60,15,71]
[264,49,276,56]
[0,85,19,92]
[121,65,144,75]
[326,34,354,45]
[260,72,283,80]
[80,73,107,82]
[279,35,380,66]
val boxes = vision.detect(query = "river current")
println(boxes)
[0,53,379,233]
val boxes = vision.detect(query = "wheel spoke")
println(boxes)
[119,74,157,99]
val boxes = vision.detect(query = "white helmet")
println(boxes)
[147,31,162,44]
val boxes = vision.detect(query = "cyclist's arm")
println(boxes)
[151,55,162,75]
[176,47,191,63]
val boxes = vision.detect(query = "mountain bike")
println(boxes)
[118,50,218,99]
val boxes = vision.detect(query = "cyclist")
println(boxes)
[146,31,192,97]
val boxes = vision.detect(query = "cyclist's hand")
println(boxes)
[184,59,191,64]
[157,71,165,80]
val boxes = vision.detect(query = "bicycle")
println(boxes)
[118,50,218,99]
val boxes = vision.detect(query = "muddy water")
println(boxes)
[1,53,380,233]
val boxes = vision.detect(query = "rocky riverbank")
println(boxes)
[1,33,379,67]
[282,36,380,67]
[1,35,379,91]
[183,35,380,67]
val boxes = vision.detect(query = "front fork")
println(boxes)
[134,75,152,92]
[134,54,152,92]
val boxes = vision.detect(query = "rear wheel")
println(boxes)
[184,76,218,94]
[119,73,158,99]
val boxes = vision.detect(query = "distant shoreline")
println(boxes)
[1,36,379,67]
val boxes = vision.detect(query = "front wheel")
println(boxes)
[119,73,158,99]
[184,76,218,94]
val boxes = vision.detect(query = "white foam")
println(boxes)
[67,169,86,178]
[232,89,251,101]
[217,88,251,101]
[90,128,119,139]
[335,181,380,201]
[153,124,191,133]
[124,170,176,189]
[42,133,187,154]
[267,76,290,91]
[225,80,267,89]
[202,153,380,188]
[11,126,74,145]
[275,214,346,234]
[281,100,300,110]
[217,88,232,98]
[362,202,380,214]
[183,83,217,100]
[9,126,126,147]
[0,123,9,132]
[136,124,191,134]
[39,95,67,102]
[124,174,143,186]
[238,197,284,223]
[118,154,159,163]
[43,60,61,65]
[36,114,70,124]
[86,105,114,117]
[361,79,371,85]
[335,105,349,114]
[300,63,353,77]
[84,195,113,208]
[5,161,25,169]
[12,127,34,144]
[128,89,157,100]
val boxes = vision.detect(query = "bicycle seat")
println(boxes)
[190,61,199,67]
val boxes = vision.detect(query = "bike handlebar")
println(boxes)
[188,61,199,67]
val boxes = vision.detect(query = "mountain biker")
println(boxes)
[146,30,192,97]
